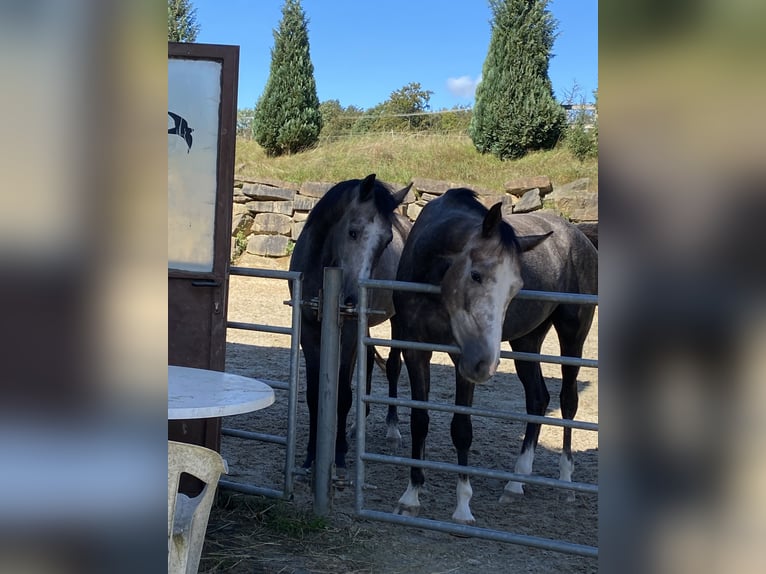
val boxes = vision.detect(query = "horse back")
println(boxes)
[503,211,597,340]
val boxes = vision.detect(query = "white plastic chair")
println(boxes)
[168,440,228,574]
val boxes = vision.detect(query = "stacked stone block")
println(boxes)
[231,175,597,259]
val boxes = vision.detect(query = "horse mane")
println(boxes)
[304,178,401,230]
[440,188,520,252]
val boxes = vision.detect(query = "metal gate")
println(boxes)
[216,266,598,557]
[353,277,599,558]
[217,266,303,499]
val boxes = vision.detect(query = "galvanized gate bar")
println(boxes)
[513,288,598,304]
[314,267,343,516]
[354,279,371,516]
[284,271,302,499]
[364,336,598,368]
[216,479,284,500]
[219,266,303,500]
[227,321,295,336]
[501,349,597,368]
[360,278,598,305]
[354,276,599,557]
[361,452,598,494]
[362,394,599,431]
[219,428,287,445]
[221,377,288,392]
[229,266,300,280]
[357,510,598,558]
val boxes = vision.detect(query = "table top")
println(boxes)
[168,365,275,420]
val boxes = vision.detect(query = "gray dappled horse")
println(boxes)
[387,188,597,524]
[288,174,411,475]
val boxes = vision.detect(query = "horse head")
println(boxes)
[329,174,410,308]
[441,203,551,383]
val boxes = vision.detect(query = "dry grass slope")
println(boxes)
[235,134,597,192]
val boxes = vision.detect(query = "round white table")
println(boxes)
[168,365,275,420]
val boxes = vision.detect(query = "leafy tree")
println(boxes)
[253,0,322,156]
[566,89,598,161]
[433,105,473,133]
[470,0,565,159]
[354,82,433,133]
[236,108,255,139]
[168,0,200,42]
[318,100,363,138]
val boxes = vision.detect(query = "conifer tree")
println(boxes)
[253,0,322,156]
[168,0,200,42]
[470,0,565,160]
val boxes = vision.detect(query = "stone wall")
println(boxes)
[231,175,597,259]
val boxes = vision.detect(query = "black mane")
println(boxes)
[304,178,399,231]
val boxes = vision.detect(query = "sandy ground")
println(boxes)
[202,253,598,573]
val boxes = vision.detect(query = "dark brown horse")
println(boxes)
[388,188,596,523]
[288,174,411,473]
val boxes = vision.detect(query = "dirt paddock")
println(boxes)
[200,254,598,573]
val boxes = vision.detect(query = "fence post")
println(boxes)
[314,267,342,516]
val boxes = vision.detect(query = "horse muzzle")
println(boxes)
[458,342,499,384]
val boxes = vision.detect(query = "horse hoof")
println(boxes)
[451,516,476,528]
[394,503,419,518]
[386,434,403,451]
[386,425,402,441]
[564,490,576,503]
[500,481,525,502]
[499,487,524,504]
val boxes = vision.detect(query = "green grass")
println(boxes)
[217,492,327,538]
[235,133,597,192]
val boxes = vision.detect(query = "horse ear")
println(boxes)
[517,231,553,252]
[359,173,377,202]
[392,182,413,206]
[482,203,503,238]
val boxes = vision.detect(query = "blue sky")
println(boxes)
[194,0,597,112]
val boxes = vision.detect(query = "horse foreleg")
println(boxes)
[347,343,375,436]
[558,347,586,500]
[385,346,403,448]
[301,332,321,470]
[335,356,356,471]
[395,350,430,517]
[451,374,476,524]
[501,352,549,501]
[365,344,375,420]
[556,304,593,501]
[559,364,579,502]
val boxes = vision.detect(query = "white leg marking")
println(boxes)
[559,452,574,482]
[386,423,402,449]
[500,447,535,501]
[452,477,475,525]
[395,480,421,517]
[560,453,576,502]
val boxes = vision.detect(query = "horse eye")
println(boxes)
[470,271,482,284]
[349,229,358,240]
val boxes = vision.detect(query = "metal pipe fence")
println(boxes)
[354,277,598,558]
[217,266,302,500]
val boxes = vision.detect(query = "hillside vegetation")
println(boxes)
[235,134,597,192]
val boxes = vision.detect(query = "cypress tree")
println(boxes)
[168,0,200,42]
[253,0,322,156]
[469,0,565,160]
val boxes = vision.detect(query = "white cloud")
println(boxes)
[446,75,481,98]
